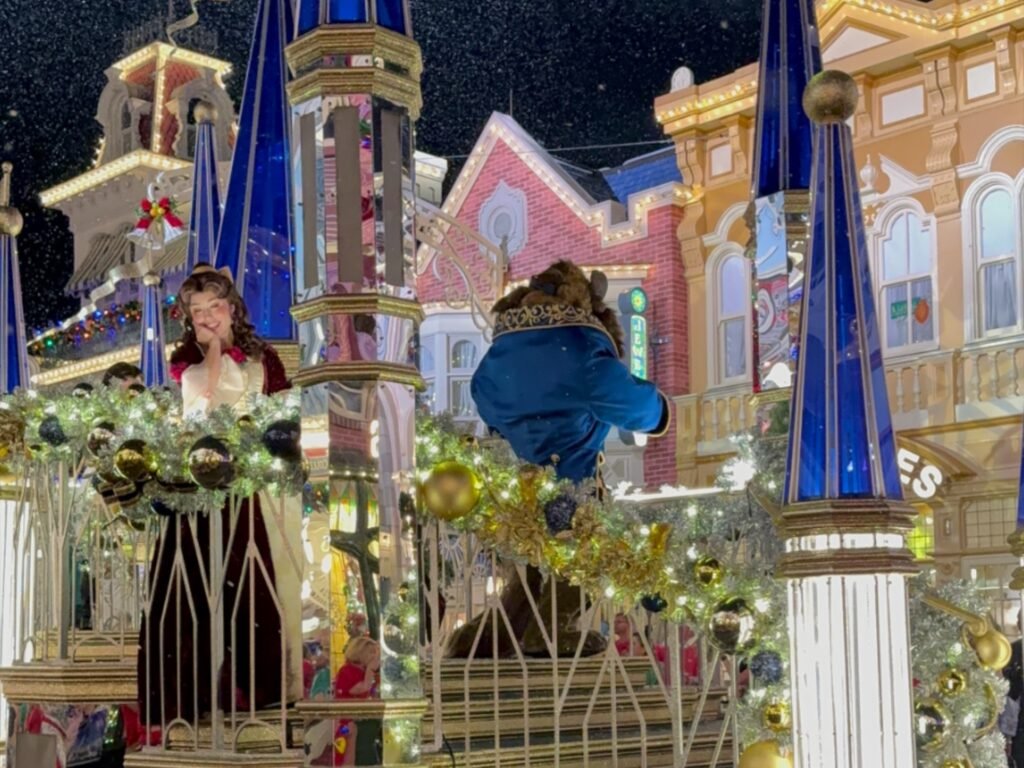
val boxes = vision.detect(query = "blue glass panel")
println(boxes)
[297,0,320,35]
[330,0,367,22]
[844,131,902,500]
[375,0,405,32]
[787,135,829,502]
[186,123,221,273]
[140,281,168,387]
[829,129,872,498]
[754,0,783,199]
[0,236,26,392]
[216,0,295,341]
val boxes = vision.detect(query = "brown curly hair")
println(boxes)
[492,260,624,356]
[175,265,266,359]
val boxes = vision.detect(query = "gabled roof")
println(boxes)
[437,113,689,249]
[602,147,683,205]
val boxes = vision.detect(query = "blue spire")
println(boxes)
[751,0,823,199]
[784,74,902,504]
[139,274,168,387]
[0,164,28,394]
[185,105,221,275]
[215,0,296,341]
[296,0,409,37]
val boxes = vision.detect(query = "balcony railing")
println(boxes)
[687,336,1024,451]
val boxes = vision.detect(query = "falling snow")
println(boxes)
[0,0,761,329]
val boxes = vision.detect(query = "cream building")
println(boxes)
[658,0,1024,622]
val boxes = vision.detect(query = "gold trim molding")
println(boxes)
[0,662,137,703]
[779,497,916,537]
[778,549,918,578]
[285,26,423,80]
[291,295,424,324]
[287,69,422,118]
[291,362,424,390]
[295,697,428,719]
[124,752,304,768]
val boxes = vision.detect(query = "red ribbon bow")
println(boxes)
[135,196,183,231]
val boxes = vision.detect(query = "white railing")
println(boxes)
[695,337,1024,448]
[419,521,738,767]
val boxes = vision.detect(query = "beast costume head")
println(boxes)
[471,260,670,484]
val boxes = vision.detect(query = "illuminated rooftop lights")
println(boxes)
[40,150,191,206]
[112,42,232,80]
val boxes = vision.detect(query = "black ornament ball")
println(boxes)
[39,415,67,447]
[150,498,177,517]
[641,594,668,614]
[187,436,235,490]
[127,383,147,397]
[72,382,94,398]
[543,494,577,535]
[261,419,301,461]
[87,421,117,458]
[114,439,156,483]
[749,650,785,685]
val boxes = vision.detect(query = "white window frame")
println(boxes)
[447,337,480,421]
[120,101,136,156]
[706,244,752,388]
[961,171,1024,342]
[869,198,939,357]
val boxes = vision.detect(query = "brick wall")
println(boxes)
[417,133,689,488]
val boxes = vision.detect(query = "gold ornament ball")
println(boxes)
[421,461,482,521]
[707,596,755,655]
[936,667,967,697]
[802,70,859,125]
[762,701,791,734]
[114,439,157,483]
[193,100,218,123]
[968,624,1012,671]
[738,740,792,768]
[0,206,23,237]
[0,410,25,458]
[914,697,950,752]
[694,555,723,587]
[940,760,969,768]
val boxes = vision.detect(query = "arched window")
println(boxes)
[450,340,478,371]
[875,207,936,351]
[712,251,750,384]
[120,102,135,155]
[976,187,1020,334]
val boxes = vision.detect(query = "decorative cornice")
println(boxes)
[112,43,232,79]
[40,151,191,207]
[291,361,424,389]
[0,662,137,703]
[779,497,916,537]
[290,294,423,324]
[287,69,422,118]
[285,26,423,80]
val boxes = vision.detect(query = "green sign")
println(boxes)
[890,300,908,320]
[629,287,648,315]
[630,315,648,379]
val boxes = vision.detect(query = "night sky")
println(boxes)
[0,0,762,329]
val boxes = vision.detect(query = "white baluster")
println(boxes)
[1013,348,1021,397]
[723,397,733,436]
[970,353,981,403]
[912,365,922,411]
[710,401,720,442]
[895,370,905,414]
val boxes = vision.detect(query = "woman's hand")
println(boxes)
[196,323,220,349]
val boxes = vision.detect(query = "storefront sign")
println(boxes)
[630,316,647,380]
[897,447,943,500]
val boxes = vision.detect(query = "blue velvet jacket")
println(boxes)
[471,304,671,483]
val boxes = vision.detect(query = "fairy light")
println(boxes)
[41,151,190,206]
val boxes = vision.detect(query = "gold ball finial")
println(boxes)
[0,207,23,237]
[802,70,859,125]
[193,101,218,124]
